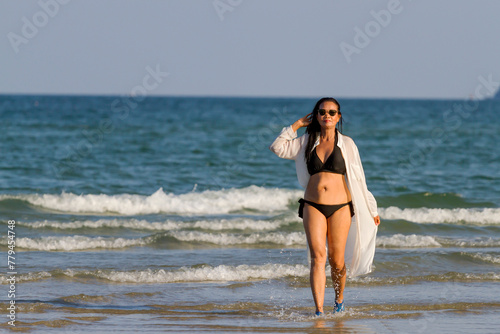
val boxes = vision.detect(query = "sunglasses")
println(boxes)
[318,109,339,116]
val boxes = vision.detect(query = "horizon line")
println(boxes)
[0,92,493,102]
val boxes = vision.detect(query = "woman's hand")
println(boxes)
[291,113,313,132]
[374,216,381,226]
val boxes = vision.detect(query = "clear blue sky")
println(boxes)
[1,0,500,99]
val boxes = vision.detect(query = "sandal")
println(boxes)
[334,300,344,313]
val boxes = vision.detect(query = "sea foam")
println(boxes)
[4,268,500,285]
[12,231,306,251]
[21,217,292,231]
[166,231,307,246]
[379,207,500,225]
[452,238,500,248]
[0,264,309,284]
[3,186,302,215]
[15,233,498,251]
[16,235,147,251]
[376,234,442,248]
[70,264,310,283]
[469,252,500,264]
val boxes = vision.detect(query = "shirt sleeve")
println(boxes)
[269,125,303,160]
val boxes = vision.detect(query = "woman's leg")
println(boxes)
[326,205,352,303]
[302,203,328,313]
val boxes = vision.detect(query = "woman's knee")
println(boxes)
[310,252,327,266]
[328,256,344,270]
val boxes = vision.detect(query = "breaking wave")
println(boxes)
[379,207,500,225]
[0,186,302,215]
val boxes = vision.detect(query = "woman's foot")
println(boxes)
[334,300,344,313]
[315,311,324,316]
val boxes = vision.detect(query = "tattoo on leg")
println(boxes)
[331,264,346,301]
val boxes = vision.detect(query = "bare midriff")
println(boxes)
[304,172,351,204]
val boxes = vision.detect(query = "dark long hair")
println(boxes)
[304,97,342,163]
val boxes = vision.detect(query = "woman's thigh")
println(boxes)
[302,203,327,258]
[326,205,352,264]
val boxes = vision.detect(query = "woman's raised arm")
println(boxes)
[269,113,312,160]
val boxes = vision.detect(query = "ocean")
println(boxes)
[1,95,499,333]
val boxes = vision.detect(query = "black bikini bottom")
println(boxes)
[298,198,354,219]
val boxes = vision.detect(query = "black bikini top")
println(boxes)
[307,131,346,176]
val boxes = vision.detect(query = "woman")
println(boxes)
[269,97,380,316]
